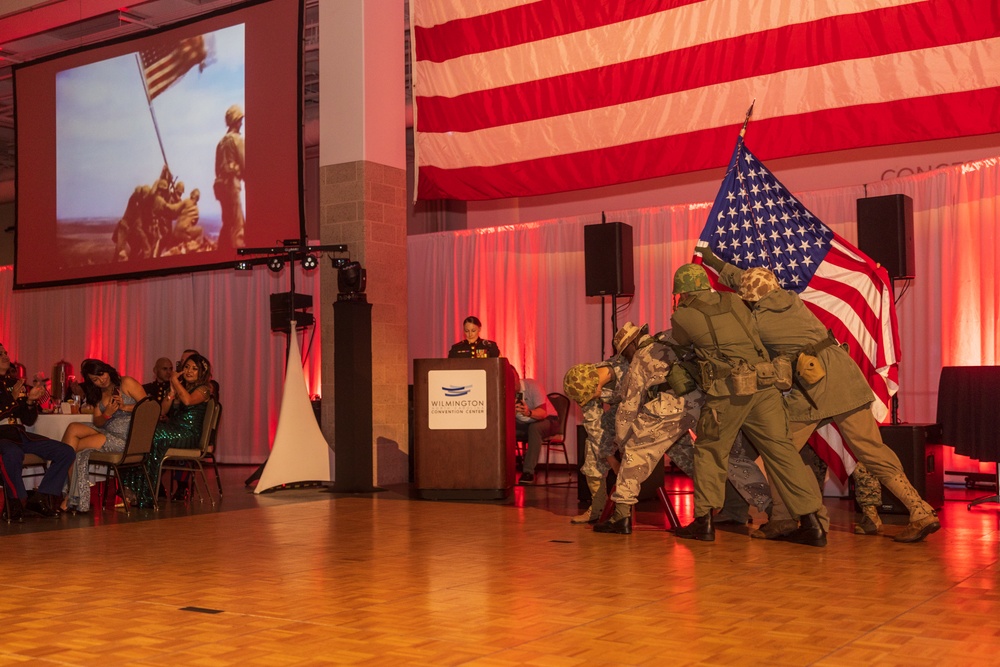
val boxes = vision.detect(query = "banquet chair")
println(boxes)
[540,392,572,485]
[157,398,219,507]
[89,396,161,515]
[201,402,224,498]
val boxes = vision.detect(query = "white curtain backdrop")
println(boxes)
[0,266,322,464]
[409,160,1000,462]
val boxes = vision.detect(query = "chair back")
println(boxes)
[546,392,570,438]
[196,398,218,454]
[208,402,222,454]
[118,396,162,464]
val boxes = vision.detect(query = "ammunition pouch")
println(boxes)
[772,355,793,391]
[731,360,756,396]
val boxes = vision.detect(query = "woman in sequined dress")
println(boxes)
[61,359,147,513]
[124,353,213,507]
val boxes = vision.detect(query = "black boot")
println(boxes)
[675,513,715,541]
[594,504,633,534]
[779,512,827,547]
[26,492,58,518]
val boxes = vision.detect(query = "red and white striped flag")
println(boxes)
[696,137,899,481]
[412,0,1000,201]
[140,35,208,101]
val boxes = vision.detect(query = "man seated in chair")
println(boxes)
[594,322,697,535]
[513,369,558,485]
[0,344,75,521]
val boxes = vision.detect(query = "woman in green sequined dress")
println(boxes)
[125,353,213,507]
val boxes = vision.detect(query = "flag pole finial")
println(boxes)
[739,99,756,139]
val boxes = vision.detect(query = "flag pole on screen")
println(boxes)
[134,53,171,174]
[693,132,901,482]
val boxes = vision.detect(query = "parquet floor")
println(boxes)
[1,467,998,666]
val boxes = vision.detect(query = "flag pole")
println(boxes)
[135,53,171,175]
[739,99,755,139]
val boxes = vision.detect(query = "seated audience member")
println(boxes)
[61,359,147,513]
[143,357,174,404]
[124,353,214,506]
[179,348,220,401]
[448,316,501,359]
[0,343,75,520]
[513,369,558,485]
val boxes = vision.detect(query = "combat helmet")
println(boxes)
[672,263,711,294]
[738,267,781,302]
[563,364,599,406]
[225,104,244,127]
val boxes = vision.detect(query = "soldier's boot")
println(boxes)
[593,502,632,534]
[881,473,940,543]
[571,477,605,524]
[779,512,827,547]
[675,513,715,542]
[854,504,884,535]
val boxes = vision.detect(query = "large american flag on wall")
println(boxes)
[411,0,1000,201]
[696,137,900,481]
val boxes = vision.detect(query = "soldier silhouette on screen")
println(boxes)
[112,184,154,261]
[214,104,245,251]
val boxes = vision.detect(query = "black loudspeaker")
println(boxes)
[856,194,915,280]
[859,423,944,515]
[584,222,634,296]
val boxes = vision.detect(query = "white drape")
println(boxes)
[0,266,322,464]
[408,160,1000,462]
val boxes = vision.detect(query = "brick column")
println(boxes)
[318,0,408,485]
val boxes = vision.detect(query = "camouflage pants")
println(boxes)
[610,413,687,506]
[579,400,617,478]
[667,431,771,512]
[853,461,881,509]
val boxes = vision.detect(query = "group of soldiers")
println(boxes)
[111,168,210,261]
[562,248,940,546]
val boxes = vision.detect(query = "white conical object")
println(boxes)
[254,326,333,493]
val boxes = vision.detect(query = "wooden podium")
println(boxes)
[413,358,516,500]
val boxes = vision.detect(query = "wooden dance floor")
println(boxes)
[1,466,999,666]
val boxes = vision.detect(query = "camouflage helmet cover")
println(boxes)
[738,267,781,302]
[672,263,711,294]
[563,364,600,406]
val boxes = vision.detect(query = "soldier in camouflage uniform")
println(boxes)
[670,263,827,546]
[702,252,939,543]
[563,356,628,524]
[592,322,695,535]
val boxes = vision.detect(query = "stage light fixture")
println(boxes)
[337,261,367,302]
[302,253,318,270]
[234,260,253,271]
[267,256,285,273]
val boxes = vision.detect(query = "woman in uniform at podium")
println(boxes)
[448,316,501,359]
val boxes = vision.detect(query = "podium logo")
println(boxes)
[428,369,488,430]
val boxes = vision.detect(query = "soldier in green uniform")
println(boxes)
[669,264,827,546]
[701,251,939,543]
[214,104,246,251]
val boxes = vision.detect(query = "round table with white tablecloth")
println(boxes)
[26,413,93,441]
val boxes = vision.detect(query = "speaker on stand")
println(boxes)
[856,193,915,425]
[584,219,634,356]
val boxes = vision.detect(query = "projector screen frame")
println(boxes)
[12,0,306,290]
